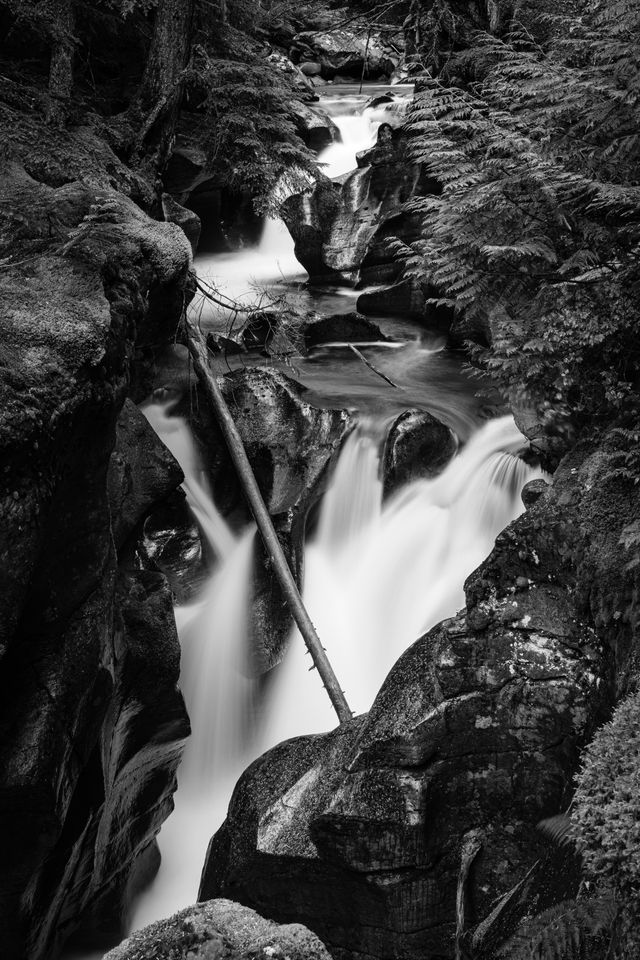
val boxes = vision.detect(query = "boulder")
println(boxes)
[104,898,331,960]
[383,409,457,495]
[291,27,401,80]
[200,433,640,958]
[265,51,317,100]
[300,61,322,77]
[290,100,341,153]
[299,311,390,350]
[357,277,425,319]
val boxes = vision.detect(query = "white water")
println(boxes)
[318,91,410,178]
[122,86,544,943]
[132,403,259,928]
[194,87,410,325]
[263,415,545,742]
[131,404,544,932]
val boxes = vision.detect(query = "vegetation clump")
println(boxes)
[399,0,640,448]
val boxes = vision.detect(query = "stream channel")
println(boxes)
[80,84,546,948]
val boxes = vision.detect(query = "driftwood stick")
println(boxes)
[184,315,353,726]
[347,342,400,388]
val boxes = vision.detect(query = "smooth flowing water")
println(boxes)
[128,85,545,937]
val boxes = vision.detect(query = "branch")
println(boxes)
[347,343,400,388]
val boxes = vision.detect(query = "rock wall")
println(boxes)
[0,160,193,958]
[200,433,639,958]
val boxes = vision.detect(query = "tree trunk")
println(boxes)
[135,0,195,169]
[46,0,75,125]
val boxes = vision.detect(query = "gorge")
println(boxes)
[1,3,639,960]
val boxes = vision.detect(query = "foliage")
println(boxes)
[191,49,317,213]
[497,692,640,959]
[495,895,616,960]
[401,1,640,441]
[572,690,640,900]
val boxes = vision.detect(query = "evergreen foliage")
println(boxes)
[495,895,616,960]
[190,48,317,212]
[402,1,640,441]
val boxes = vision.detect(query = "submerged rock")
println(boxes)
[199,434,640,958]
[104,898,331,960]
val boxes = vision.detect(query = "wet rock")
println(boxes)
[0,164,191,959]
[291,100,341,153]
[200,434,640,958]
[104,898,331,960]
[162,193,201,255]
[383,409,457,496]
[300,61,322,77]
[108,400,184,552]
[281,175,343,282]
[206,311,297,358]
[186,367,351,518]
[283,125,440,284]
[357,277,426,319]
[300,311,389,350]
[139,490,208,605]
[182,368,352,671]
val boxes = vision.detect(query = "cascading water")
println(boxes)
[131,402,258,929]
[194,86,412,322]
[123,85,546,945]
[263,415,546,743]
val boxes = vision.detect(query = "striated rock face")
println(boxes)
[283,125,440,298]
[0,166,192,959]
[104,898,332,960]
[200,435,640,958]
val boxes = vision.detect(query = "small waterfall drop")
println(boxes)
[317,92,411,178]
[263,415,546,740]
[132,402,258,929]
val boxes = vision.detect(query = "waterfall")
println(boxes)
[263,415,546,740]
[132,402,258,929]
[125,87,541,943]
[317,92,411,178]
[133,396,544,933]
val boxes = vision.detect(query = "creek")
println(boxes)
[127,85,544,936]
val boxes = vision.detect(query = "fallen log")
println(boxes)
[183,314,353,726]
